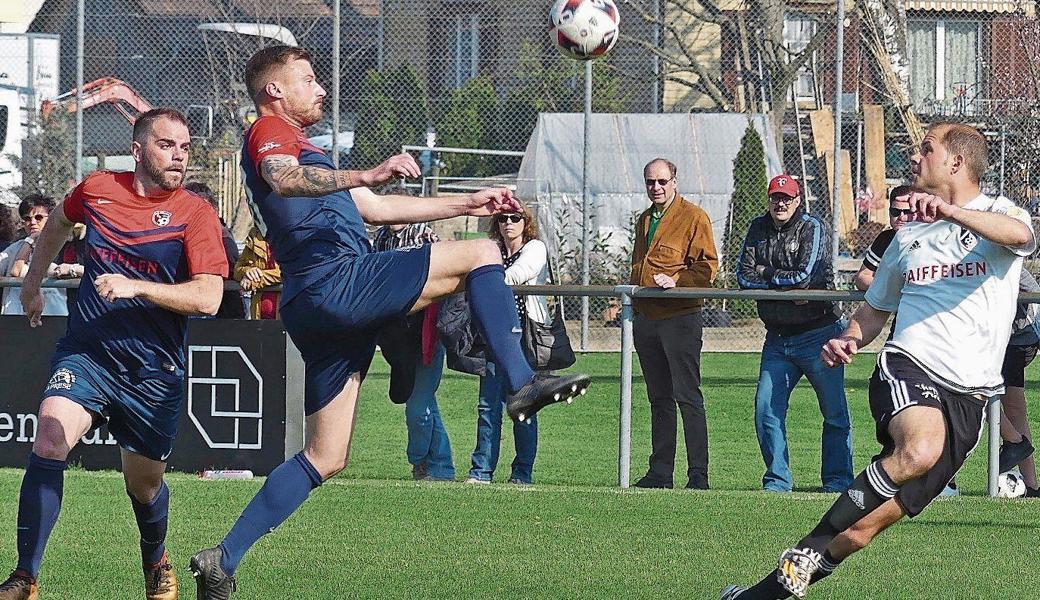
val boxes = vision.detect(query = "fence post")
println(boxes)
[616,285,637,488]
[988,397,1000,497]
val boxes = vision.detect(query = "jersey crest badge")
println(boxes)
[152,210,172,227]
[958,227,977,251]
[46,368,76,391]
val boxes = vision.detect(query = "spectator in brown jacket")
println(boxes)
[630,157,719,489]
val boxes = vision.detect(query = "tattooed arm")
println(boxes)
[259,153,421,198]
[352,186,521,225]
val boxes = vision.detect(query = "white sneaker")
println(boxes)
[464,477,490,485]
[777,547,822,598]
[720,584,747,599]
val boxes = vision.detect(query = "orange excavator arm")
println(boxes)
[40,77,153,124]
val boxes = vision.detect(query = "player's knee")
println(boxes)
[30,424,71,461]
[472,239,503,268]
[893,440,942,479]
[125,480,163,504]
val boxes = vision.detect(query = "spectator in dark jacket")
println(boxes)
[737,174,853,493]
[184,182,244,319]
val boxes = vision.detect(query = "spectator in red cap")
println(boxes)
[736,173,853,493]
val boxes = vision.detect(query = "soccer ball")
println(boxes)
[549,0,620,61]
[997,471,1027,498]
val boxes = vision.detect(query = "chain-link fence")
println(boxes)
[3,0,1039,351]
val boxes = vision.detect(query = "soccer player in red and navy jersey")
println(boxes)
[190,45,591,598]
[0,109,228,600]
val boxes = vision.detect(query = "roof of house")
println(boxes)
[907,0,1033,13]
[347,0,379,18]
[137,0,332,17]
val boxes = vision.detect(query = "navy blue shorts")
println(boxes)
[44,351,184,462]
[281,245,432,414]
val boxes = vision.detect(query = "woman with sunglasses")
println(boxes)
[466,204,549,485]
[0,194,69,316]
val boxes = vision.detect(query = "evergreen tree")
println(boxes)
[352,65,429,170]
[721,122,768,315]
[436,76,497,177]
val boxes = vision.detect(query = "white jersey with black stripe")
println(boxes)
[865,194,1037,397]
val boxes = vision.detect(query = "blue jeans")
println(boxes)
[754,320,853,492]
[405,344,455,479]
[468,362,538,483]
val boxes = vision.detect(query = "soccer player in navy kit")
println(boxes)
[0,109,228,600]
[190,46,591,598]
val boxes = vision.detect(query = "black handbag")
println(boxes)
[520,260,575,371]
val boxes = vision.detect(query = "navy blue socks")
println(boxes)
[16,453,67,578]
[129,481,170,566]
[465,264,535,393]
[219,453,322,575]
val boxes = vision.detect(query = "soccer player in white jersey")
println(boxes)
[722,122,1036,599]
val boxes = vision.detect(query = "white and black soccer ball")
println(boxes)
[997,471,1027,498]
[549,0,620,61]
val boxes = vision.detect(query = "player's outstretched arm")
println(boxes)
[20,202,75,327]
[352,187,521,225]
[909,192,1034,249]
[260,153,420,198]
[94,273,223,316]
[820,303,890,367]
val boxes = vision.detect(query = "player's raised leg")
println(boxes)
[191,372,361,600]
[122,450,177,600]
[0,397,93,600]
[415,238,590,422]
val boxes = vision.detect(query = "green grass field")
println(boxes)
[2,352,1039,599]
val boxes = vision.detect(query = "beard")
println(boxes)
[289,98,323,127]
[143,156,184,191]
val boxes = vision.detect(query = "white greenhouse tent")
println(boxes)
[515,112,784,266]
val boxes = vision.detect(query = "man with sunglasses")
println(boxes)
[630,157,718,490]
[736,174,853,494]
[854,185,913,291]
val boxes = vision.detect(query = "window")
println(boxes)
[783,15,817,101]
[908,18,982,114]
[453,14,480,89]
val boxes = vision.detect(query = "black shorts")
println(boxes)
[868,350,987,518]
[1001,343,1038,388]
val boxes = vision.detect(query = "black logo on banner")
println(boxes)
[187,345,264,450]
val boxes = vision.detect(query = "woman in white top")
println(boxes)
[466,203,549,485]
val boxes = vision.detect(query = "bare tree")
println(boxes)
[617,0,832,154]
[860,0,923,146]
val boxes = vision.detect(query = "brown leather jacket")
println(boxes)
[629,195,718,319]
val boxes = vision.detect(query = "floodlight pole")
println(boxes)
[332,0,341,168]
[75,0,84,181]
[581,60,592,351]
[831,0,845,269]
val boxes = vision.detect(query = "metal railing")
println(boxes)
[2,276,1030,497]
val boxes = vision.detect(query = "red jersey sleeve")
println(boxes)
[62,180,89,223]
[247,116,302,174]
[184,205,230,277]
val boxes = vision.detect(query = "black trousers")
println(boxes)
[633,311,707,482]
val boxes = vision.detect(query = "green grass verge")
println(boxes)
[1,352,1038,598]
